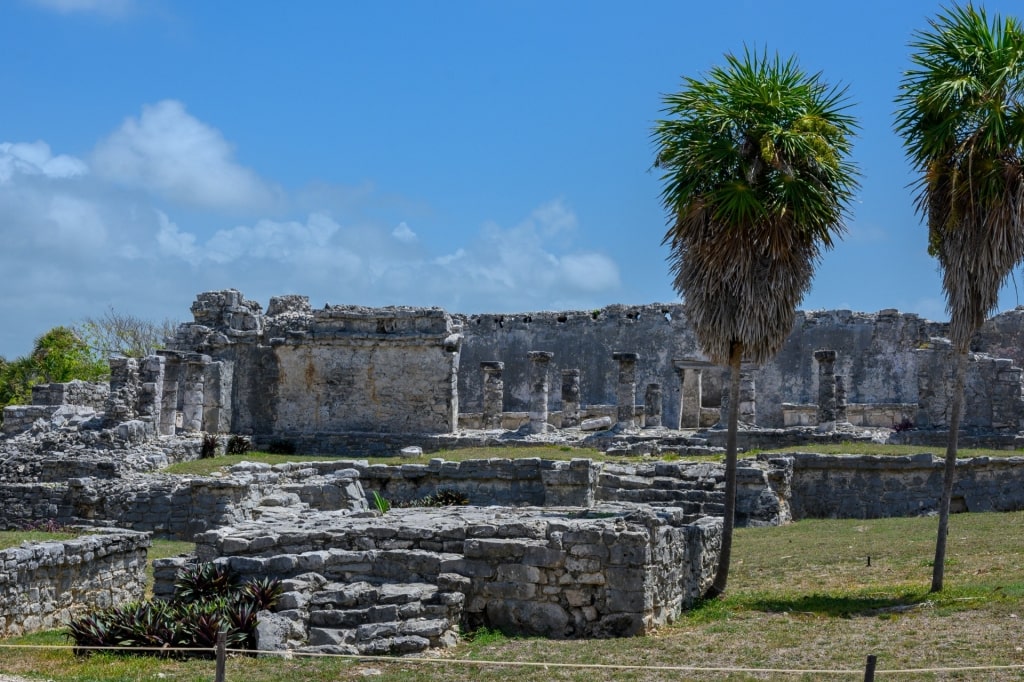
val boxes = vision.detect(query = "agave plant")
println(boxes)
[241,576,284,611]
[173,562,240,604]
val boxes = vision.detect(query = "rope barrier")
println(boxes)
[3,642,1024,676]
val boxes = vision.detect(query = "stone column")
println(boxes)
[105,356,140,425]
[644,383,662,428]
[157,351,182,436]
[481,361,505,429]
[561,369,581,428]
[814,349,838,431]
[724,364,757,421]
[612,352,639,429]
[138,355,165,437]
[739,372,756,425]
[527,351,554,434]
[673,362,704,429]
[181,354,209,432]
[835,374,849,425]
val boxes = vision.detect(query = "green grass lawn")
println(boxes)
[2,513,1023,680]
[161,441,1024,478]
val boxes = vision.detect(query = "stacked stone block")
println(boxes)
[0,530,149,637]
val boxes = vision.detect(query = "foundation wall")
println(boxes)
[0,530,149,638]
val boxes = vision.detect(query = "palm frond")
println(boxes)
[653,47,858,364]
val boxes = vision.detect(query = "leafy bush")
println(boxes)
[66,562,281,658]
[225,435,251,455]
[200,434,220,459]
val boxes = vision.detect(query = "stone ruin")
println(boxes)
[5,288,1024,655]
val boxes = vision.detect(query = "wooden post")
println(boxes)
[864,654,877,682]
[216,630,227,682]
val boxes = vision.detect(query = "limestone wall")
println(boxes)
[0,530,149,637]
[169,291,462,437]
[0,467,367,539]
[786,453,1024,519]
[183,504,722,641]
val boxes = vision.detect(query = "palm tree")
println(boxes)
[653,49,858,597]
[894,4,1024,592]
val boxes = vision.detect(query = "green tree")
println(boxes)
[0,327,108,411]
[653,49,858,596]
[894,4,1024,592]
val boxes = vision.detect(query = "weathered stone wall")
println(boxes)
[915,344,1024,431]
[457,305,707,429]
[169,291,462,437]
[0,530,149,637]
[181,504,722,642]
[786,453,1024,519]
[2,380,108,436]
[0,467,367,539]
[264,457,787,527]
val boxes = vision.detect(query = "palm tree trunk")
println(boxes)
[931,348,966,592]
[709,340,742,598]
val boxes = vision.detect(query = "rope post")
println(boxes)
[864,654,877,682]
[215,630,227,682]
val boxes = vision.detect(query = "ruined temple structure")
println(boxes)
[126,290,1024,450]
[14,290,1020,447]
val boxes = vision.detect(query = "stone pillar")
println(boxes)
[612,352,639,429]
[814,349,838,431]
[157,351,182,436]
[673,362,704,429]
[138,355,165,436]
[527,351,554,434]
[644,383,662,428]
[481,361,505,429]
[724,364,757,421]
[561,369,581,428]
[739,372,756,425]
[203,360,233,434]
[835,374,848,425]
[181,354,209,432]
[105,356,140,425]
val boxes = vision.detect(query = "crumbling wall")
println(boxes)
[457,305,951,429]
[915,343,1024,431]
[0,530,149,638]
[786,453,1024,519]
[169,291,462,437]
[182,504,722,642]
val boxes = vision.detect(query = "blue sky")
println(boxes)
[3,0,1024,359]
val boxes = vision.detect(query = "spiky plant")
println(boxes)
[894,3,1024,592]
[653,47,858,596]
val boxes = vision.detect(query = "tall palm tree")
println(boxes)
[894,4,1024,592]
[653,49,858,597]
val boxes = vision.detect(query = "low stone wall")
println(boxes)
[0,466,368,538]
[265,457,786,527]
[170,503,721,646]
[0,530,149,637]
[782,403,916,428]
[785,452,1024,519]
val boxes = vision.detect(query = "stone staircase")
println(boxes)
[299,578,465,655]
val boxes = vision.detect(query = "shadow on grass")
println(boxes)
[747,591,928,617]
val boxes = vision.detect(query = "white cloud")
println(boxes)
[0,114,626,358]
[0,141,88,183]
[92,100,279,212]
[392,221,417,243]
